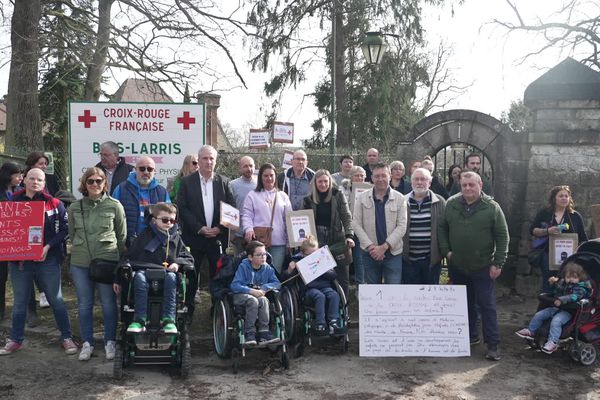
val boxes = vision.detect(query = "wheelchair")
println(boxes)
[113,261,194,378]
[282,277,349,357]
[211,252,290,373]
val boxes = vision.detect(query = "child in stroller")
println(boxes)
[516,261,592,354]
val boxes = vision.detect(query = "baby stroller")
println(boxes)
[210,250,290,373]
[523,240,600,365]
[113,260,194,378]
[282,274,349,357]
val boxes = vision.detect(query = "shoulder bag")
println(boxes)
[80,201,118,284]
[253,191,278,248]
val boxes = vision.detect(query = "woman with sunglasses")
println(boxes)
[68,167,126,361]
[169,154,199,203]
[530,185,588,293]
[123,202,194,335]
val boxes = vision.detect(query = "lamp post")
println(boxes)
[361,31,388,65]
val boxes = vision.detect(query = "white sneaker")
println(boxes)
[39,293,50,308]
[105,340,116,360]
[78,342,94,361]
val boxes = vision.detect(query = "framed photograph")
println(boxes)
[272,121,294,143]
[549,233,578,270]
[350,182,373,214]
[286,210,317,248]
[248,129,270,149]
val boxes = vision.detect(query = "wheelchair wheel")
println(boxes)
[213,298,233,358]
[231,348,241,374]
[579,343,597,366]
[294,342,304,358]
[569,342,581,362]
[179,345,192,378]
[280,349,290,370]
[280,286,297,344]
[113,342,124,379]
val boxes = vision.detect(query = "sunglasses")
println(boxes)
[191,161,198,166]
[156,217,176,224]
[86,178,104,186]
[138,166,155,173]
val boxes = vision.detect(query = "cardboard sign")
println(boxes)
[272,121,294,143]
[44,152,55,175]
[220,201,240,230]
[296,245,337,285]
[69,101,205,198]
[549,233,578,270]
[286,210,317,248]
[281,150,294,170]
[350,182,373,214]
[359,284,470,357]
[0,201,46,261]
[249,129,270,149]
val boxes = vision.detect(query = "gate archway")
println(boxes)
[397,109,528,258]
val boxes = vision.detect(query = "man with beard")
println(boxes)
[401,168,446,284]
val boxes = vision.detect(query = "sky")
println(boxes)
[0,0,593,145]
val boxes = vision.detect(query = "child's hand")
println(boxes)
[113,284,121,295]
[167,263,179,272]
[250,288,265,298]
[288,261,297,272]
[554,299,562,307]
[548,276,559,285]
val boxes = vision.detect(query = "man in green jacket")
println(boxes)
[438,171,509,362]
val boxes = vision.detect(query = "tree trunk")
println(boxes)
[5,0,43,153]
[84,0,114,101]
[334,0,349,149]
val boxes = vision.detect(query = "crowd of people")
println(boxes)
[0,142,587,364]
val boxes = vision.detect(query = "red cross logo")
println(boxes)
[177,111,196,130]
[78,109,97,128]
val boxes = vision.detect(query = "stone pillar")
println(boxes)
[197,93,221,147]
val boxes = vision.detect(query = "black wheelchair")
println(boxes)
[281,277,349,357]
[113,261,194,378]
[211,252,290,373]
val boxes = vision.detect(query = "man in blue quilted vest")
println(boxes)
[113,156,171,245]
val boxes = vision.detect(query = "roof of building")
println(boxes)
[112,78,174,102]
[524,57,600,104]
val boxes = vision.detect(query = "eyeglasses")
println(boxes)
[253,252,267,257]
[138,166,155,173]
[86,178,104,186]
[293,158,307,161]
[156,217,176,224]
[191,161,198,166]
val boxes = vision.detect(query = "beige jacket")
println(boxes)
[352,188,407,255]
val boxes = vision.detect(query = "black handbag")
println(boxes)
[80,202,117,284]
[328,241,353,266]
[527,246,545,268]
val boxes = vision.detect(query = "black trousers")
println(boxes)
[186,240,223,317]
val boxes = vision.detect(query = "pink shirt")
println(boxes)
[241,189,292,246]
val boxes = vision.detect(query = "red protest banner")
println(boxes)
[0,201,45,261]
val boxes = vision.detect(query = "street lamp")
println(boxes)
[361,31,388,65]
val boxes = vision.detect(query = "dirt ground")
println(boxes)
[2,289,600,400]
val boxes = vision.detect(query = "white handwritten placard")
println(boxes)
[282,150,294,170]
[249,129,270,149]
[272,121,294,143]
[359,284,470,357]
[296,246,337,285]
[220,201,240,230]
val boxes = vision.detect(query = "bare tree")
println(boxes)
[495,0,600,69]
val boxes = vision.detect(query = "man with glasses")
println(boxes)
[95,141,134,195]
[113,156,171,244]
[276,149,314,210]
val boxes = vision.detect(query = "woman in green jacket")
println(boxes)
[68,167,126,362]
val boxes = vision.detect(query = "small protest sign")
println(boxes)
[0,201,46,261]
[282,151,294,170]
[249,129,270,149]
[286,210,317,248]
[296,245,337,285]
[272,121,294,143]
[220,201,240,230]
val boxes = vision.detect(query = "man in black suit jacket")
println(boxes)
[178,145,234,315]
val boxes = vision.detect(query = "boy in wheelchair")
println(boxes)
[285,236,344,336]
[123,203,194,334]
[230,241,281,345]
[515,261,592,354]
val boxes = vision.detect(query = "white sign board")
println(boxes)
[296,246,337,285]
[282,151,294,170]
[359,284,470,357]
[249,129,270,149]
[69,101,205,197]
[220,201,240,230]
[272,121,294,143]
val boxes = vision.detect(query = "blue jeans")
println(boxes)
[9,256,73,344]
[352,235,365,284]
[363,251,403,284]
[268,245,286,275]
[452,266,499,346]
[403,257,441,284]
[70,265,118,345]
[133,270,177,321]
[305,287,340,325]
[529,307,572,343]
